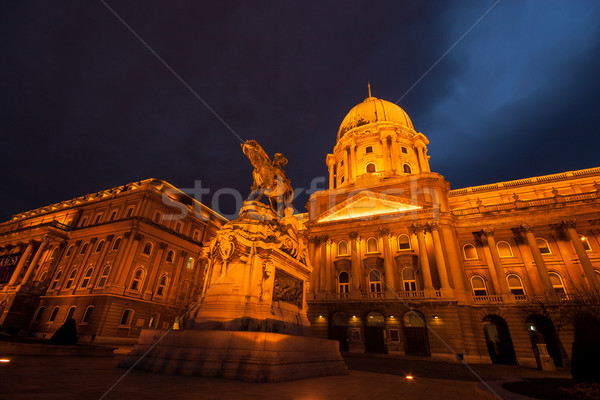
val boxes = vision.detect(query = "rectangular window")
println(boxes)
[126,207,134,218]
[94,214,102,225]
[401,146,408,154]
[109,210,118,221]
[120,309,133,326]
[153,211,163,224]
[365,146,373,154]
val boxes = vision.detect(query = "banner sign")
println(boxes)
[0,253,23,284]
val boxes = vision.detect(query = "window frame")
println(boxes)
[496,241,514,258]
[119,309,134,327]
[129,268,145,292]
[338,271,349,293]
[49,306,60,322]
[366,163,376,173]
[141,241,153,256]
[470,275,488,296]
[81,306,94,325]
[65,306,76,322]
[506,273,526,296]
[365,237,379,254]
[401,267,417,291]
[397,234,411,251]
[80,267,94,288]
[548,271,566,294]
[536,237,552,255]
[65,269,78,289]
[402,164,411,174]
[337,241,349,256]
[463,244,478,260]
[156,274,168,297]
[112,237,122,251]
[97,265,110,288]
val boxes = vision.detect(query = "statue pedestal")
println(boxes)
[120,201,347,381]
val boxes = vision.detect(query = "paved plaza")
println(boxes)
[0,352,570,400]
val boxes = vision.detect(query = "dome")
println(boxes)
[337,96,414,141]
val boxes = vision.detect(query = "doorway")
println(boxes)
[483,315,516,365]
[365,312,386,354]
[403,310,430,356]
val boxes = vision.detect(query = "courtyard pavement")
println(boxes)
[0,351,570,400]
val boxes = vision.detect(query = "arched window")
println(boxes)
[156,274,168,296]
[175,221,183,233]
[50,270,62,290]
[337,241,349,256]
[80,217,88,227]
[549,272,566,294]
[402,267,417,291]
[120,309,133,326]
[404,310,425,327]
[179,280,191,301]
[80,267,93,288]
[398,234,411,250]
[97,265,110,287]
[366,237,378,253]
[49,306,60,322]
[580,235,592,251]
[80,243,89,255]
[94,214,103,224]
[65,269,78,289]
[166,250,175,263]
[506,274,525,296]
[338,271,349,293]
[125,207,134,218]
[366,163,376,173]
[49,247,58,259]
[186,257,194,270]
[38,271,48,283]
[471,275,488,296]
[369,270,382,293]
[130,268,145,291]
[112,237,122,251]
[463,244,478,260]
[33,307,45,323]
[65,245,74,257]
[65,306,76,321]
[142,242,153,256]
[81,306,94,324]
[95,240,104,253]
[403,164,412,174]
[497,241,513,258]
[109,210,118,221]
[536,238,551,254]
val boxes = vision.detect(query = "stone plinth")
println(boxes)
[119,329,348,382]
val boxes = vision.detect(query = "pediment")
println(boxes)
[317,191,421,223]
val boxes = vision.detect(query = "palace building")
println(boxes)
[304,94,600,367]
[0,179,225,344]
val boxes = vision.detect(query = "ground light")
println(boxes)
[0,358,11,363]
[405,374,414,380]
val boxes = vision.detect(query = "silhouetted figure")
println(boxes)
[49,318,78,345]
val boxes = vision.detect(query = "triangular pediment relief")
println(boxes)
[317,191,421,223]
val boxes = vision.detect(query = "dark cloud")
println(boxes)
[1,1,599,220]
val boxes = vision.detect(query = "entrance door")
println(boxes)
[330,312,349,352]
[365,312,386,354]
[404,311,430,356]
[483,315,516,365]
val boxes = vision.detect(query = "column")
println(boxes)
[379,228,395,294]
[312,237,321,293]
[145,242,167,298]
[429,222,453,296]
[388,137,398,173]
[319,235,328,293]
[326,238,333,292]
[70,237,97,293]
[441,225,468,301]
[481,228,511,297]
[89,235,114,289]
[381,138,390,172]
[413,224,434,293]
[169,251,187,301]
[328,163,334,190]
[349,143,357,181]
[107,232,134,286]
[562,220,600,290]
[22,238,49,284]
[349,232,361,294]
[116,233,144,291]
[307,237,318,294]
[8,241,35,285]
[344,149,350,182]
[521,225,554,294]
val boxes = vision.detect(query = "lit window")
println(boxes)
[81,268,93,288]
[549,272,566,294]
[398,234,411,250]
[97,265,110,287]
[403,164,411,174]
[497,241,513,258]
[156,275,168,296]
[49,307,60,322]
[120,309,133,326]
[79,243,89,255]
[471,275,487,296]
[95,240,104,253]
[65,306,76,321]
[369,270,382,293]
[33,307,45,323]
[81,306,94,324]
[186,257,194,270]
[402,267,417,291]
[366,237,378,253]
[142,242,153,256]
[506,274,525,296]
[65,269,77,289]
[112,237,122,251]
[130,269,144,291]
[401,146,408,154]
[339,271,349,293]
[536,238,551,254]
[463,244,478,260]
[365,146,373,154]
[337,241,349,256]
[50,271,62,290]
[166,250,175,263]
[366,163,376,173]
[149,313,158,328]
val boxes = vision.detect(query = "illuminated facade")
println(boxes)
[305,94,600,367]
[0,179,225,343]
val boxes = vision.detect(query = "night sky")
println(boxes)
[1,1,600,220]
